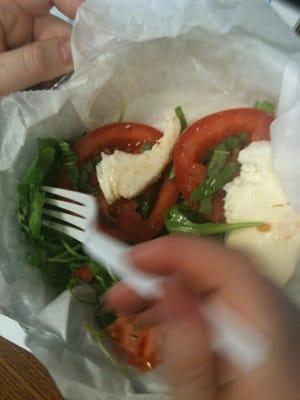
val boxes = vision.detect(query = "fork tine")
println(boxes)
[44,198,85,216]
[42,209,88,230]
[41,186,91,205]
[42,219,86,243]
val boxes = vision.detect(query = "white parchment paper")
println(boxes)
[1,0,300,399]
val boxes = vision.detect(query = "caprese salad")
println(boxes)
[19,101,300,371]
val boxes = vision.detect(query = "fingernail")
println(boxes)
[60,38,73,64]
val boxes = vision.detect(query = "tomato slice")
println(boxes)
[99,174,178,244]
[73,122,162,165]
[174,108,274,204]
[61,122,178,244]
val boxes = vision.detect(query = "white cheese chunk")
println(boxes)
[96,114,181,205]
[224,141,300,285]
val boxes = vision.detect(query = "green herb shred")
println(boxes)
[254,101,275,114]
[165,207,263,236]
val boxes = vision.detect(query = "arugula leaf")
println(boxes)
[23,147,55,184]
[28,185,45,239]
[165,207,263,235]
[38,138,59,150]
[95,308,117,329]
[175,106,188,132]
[254,101,275,114]
[59,142,80,187]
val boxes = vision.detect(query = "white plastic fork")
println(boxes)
[41,185,162,297]
[41,185,268,374]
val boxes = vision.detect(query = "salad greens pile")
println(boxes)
[17,138,116,327]
[17,103,269,329]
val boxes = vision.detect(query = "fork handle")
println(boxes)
[84,232,163,298]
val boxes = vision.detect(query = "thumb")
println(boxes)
[0,36,73,96]
[163,285,217,400]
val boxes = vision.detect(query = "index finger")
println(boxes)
[127,236,255,294]
[106,236,279,329]
[53,0,84,19]
[15,0,52,17]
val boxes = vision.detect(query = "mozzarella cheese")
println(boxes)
[224,141,300,285]
[96,114,181,204]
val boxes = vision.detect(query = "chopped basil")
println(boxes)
[169,106,188,180]
[192,134,248,214]
[136,196,150,218]
[117,97,126,123]
[169,165,176,180]
[207,149,229,178]
[254,101,275,114]
[141,142,153,152]
[192,162,239,202]
[165,207,263,236]
[199,196,213,215]
[175,106,188,132]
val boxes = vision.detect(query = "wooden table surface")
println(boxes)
[0,336,63,400]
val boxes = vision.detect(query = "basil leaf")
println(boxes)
[207,149,229,178]
[175,106,188,132]
[192,163,239,202]
[59,142,80,187]
[165,207,263,235]
[254,101,275,114]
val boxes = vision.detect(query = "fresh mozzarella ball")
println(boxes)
[224,141,300,285]
[96,114,181,204]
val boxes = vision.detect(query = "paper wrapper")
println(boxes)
[1,0,300,398]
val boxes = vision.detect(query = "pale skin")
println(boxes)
[0,0,83,95]
[106,236,300,400]
[2,2,300,398]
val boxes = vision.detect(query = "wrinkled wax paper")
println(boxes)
[1,0,300,399]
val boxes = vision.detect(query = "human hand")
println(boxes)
[106,236,300,400]
[0,0,83,96]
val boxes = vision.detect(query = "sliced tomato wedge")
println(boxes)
[174,108,274,205]
[99,174,178,244]
[60,122,178,244]
[73,122,162,165]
